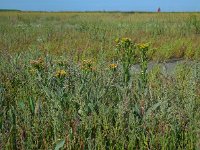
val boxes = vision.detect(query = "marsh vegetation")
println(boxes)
[0,12,200,149]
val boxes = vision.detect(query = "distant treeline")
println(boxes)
[0,9,21,12]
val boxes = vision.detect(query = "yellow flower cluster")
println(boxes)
[55,69,67,78]
[30,57,44,70]
[121,37,131,43]
[81,59,95,71]
[138,43,149,50]
[115,38,132,45]
[115,38,120,44]
[115,37,133,50]
[82,59,92,66]
[109,63,118,70]
[29,68,37,75]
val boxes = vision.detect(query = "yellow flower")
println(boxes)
[30,57,44,70]
[138,43,149,50]
[83,59,92,65]
[109,63,118,70]
[29,68,37,75]
[121,38,131,43]
[81,59,93,70]
[55,69,67,78]
[115,38,120,43]
[115,37,132,47]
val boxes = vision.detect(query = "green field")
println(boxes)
[0,12,200,149]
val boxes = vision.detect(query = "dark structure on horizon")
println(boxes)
[157,7,161,12]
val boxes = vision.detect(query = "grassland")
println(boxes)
[0,12,200,149]
[1,12,200,60]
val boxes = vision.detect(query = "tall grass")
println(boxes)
[1,12,200,60]
[0,44,200,149]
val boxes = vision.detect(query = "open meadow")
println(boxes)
[0,12,200,149]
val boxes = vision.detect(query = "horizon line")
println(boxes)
[0,9,200,13]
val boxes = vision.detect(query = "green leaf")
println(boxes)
[145,102,162,117]
[55,139,65,150]
[18,101,25,109]
[29,97,35,115]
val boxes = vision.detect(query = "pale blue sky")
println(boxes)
[0,0,200,12]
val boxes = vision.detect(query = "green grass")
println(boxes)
[0,12,200,149]
[1,12,200,60]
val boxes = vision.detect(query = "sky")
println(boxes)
[1,0,200,12]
